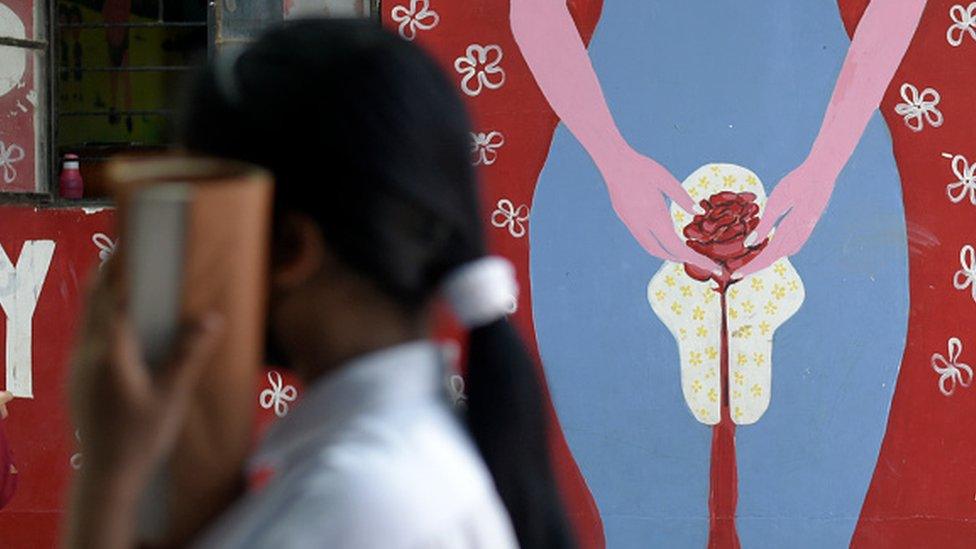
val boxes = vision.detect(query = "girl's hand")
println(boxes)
[65,262,223,549]
[70,264,223,484]
[0,391,12,419]
[601,148,719,273]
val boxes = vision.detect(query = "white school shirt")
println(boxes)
[194,341,519,548]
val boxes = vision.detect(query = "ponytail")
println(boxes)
[466,319,575,549]
[441,256,574,548]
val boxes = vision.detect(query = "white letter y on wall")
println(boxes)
[0,240,55,398]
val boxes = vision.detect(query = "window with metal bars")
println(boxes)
[0,0,375,202]
[55,0,208,198]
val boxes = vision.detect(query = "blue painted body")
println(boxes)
[529,3,908,547]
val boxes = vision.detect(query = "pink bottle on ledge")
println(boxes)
[60,154,84,199]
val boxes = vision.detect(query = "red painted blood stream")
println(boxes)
[708,287,740,549]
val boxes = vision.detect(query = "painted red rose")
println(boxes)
[683,191,768,287]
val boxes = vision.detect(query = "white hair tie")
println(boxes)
[442,256,518,328]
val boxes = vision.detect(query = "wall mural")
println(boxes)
[386,0,976,547]
[0,1,973,547]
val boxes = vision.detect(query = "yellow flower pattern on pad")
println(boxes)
[772,284,786,300]
[648,254,722,425]
[726,245,805,425]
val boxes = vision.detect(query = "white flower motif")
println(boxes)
[259,370,298,418]
[932,337,973,396]
[390,0,439,41]
[947,3,976,46]
[92,233,117,270]
[70,430,82,470]
[453,44,505,97]
[945,153,976,205]
[0,141,25,184]
[894,83,944,132]
[470,131,505,166]
[954,244,976,302]
[447,374,468,410]
[491,198,529,238]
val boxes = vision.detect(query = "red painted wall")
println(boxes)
[0,206,113,546]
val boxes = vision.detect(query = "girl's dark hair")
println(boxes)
[180,18,574,549]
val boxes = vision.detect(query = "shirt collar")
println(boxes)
[249,340,447,473]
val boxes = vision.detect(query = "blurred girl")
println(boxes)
[66,18,574,549]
